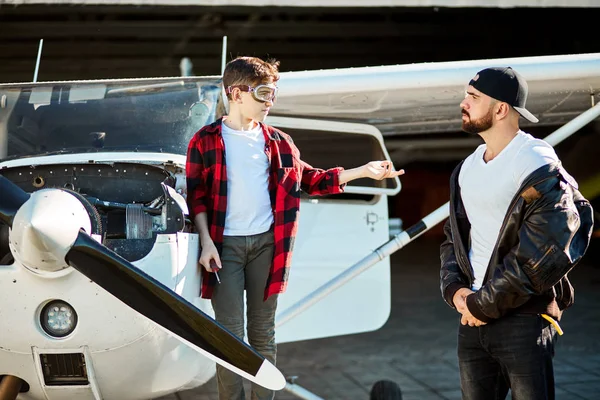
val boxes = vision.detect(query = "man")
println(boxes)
[440,66,593,399]
[186,56,404,400]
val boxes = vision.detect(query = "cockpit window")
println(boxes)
[0,78,221,161]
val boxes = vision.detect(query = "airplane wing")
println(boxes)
[260,52,600,345]
[271,52,600,138]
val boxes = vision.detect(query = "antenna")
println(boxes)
[221,36,227,75]
[33,39,44,83]
[220,35,230,114]
[179,57,193,77]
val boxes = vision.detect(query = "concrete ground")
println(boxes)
[157,239,600,400]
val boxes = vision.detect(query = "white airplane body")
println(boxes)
[0,51,599,400]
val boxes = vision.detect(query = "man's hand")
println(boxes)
[199,239,222,273]
[363,161,405,181]
[452,287,474,314]
[453,289,487,327]
[460,307,487,327]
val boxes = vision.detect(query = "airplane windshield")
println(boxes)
[0,78,222,161]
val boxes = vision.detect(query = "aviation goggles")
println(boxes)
[226,84,278,103]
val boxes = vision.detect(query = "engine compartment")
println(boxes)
[0,162,189,264]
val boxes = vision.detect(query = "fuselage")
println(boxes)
[0,76,223,399]
[0,77,399,399]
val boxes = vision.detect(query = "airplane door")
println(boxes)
[264,116,401,344]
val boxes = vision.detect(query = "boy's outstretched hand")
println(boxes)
[339,160,405,185]
[363,161,405,180]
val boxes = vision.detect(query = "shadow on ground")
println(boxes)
[159,239,600,400]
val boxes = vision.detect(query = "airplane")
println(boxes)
[0,50,599,400]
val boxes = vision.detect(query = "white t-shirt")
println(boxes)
[458,130,558,290]
[221,122,273,236]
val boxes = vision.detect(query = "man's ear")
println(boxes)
[495,102,510,120]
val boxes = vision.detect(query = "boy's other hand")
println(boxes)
[363,161,405,180]
[199,240,222,272]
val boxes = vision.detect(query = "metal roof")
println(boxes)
[1,4,599,83]
[3,0,599,7]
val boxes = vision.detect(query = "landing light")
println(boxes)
[40,300,77,338]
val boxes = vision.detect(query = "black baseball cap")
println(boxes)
[468,67,539,123]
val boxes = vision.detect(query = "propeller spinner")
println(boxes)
[0,175,286,391]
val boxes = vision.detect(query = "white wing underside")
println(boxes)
[272,52,600,137]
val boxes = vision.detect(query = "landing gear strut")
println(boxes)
[0,375,24,400]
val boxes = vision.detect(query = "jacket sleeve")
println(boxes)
[299,160,346,196]
[466,175,590,322]
[440,218,470,309]
[185,134,208,219]
[278,130,346,196]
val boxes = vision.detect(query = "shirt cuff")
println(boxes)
[330,167,346,194]
[191,203,207,218]
[445,282,469,308]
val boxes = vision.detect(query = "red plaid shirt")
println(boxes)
[186,118,346,300]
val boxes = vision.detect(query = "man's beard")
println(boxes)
[462,108,494,134]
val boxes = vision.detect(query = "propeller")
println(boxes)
[0,174,285,391]
[0,175,30,226]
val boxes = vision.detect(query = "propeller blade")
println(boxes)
[0,175,30,227]
[65,230,285,391]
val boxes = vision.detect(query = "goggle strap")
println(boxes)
[225,85,277,101]
[225,85,252,95]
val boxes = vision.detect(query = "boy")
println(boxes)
[186,56,404,400]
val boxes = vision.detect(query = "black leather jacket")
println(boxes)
[440,161,594,322]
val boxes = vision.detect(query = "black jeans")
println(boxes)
[457,313,557,400]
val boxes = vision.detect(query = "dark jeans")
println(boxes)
[457,313,557,400]
[211,229,277,400]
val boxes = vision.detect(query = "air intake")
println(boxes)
[40,353,89,386]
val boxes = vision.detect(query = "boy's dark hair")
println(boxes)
[223,56,280,99]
